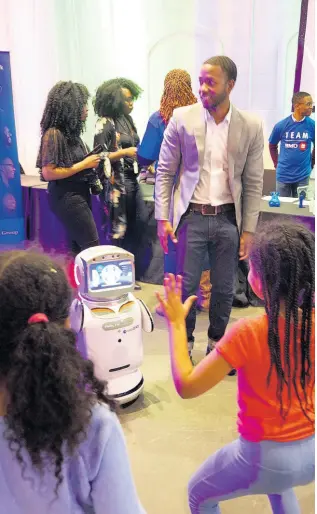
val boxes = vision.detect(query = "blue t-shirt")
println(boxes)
[0,404,145,514]
[269,115,315,183]
[137,110,166,169]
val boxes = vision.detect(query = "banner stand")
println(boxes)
[0,51,25,247]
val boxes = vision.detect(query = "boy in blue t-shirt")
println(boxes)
[269,91,315,197]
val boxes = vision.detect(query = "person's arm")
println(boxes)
[109,148,128,161]
[269,143,279,168]
[108,143,137,162]
[42,159,94,181]
[108,125,125,191]
[155,115,181,222]
[39,128,100,181]
[156,275,247,399]
[241,119,264,234]
[167,320,232,398]
[94,120,124,189]
[89,407,145,514]
[268,123,281,168]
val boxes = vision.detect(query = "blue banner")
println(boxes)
[0,51,24,246]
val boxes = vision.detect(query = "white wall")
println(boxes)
[300,0,315,98]
[0,0,60,173]
[0,0,308,173]
[194,0,302,167]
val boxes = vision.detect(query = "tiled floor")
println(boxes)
[118,283,315,514]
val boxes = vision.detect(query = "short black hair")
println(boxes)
[292,91,311,106]
[93,78,142,119]
[204,55,237,82]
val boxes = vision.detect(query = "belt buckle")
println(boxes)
[202,204,218,216]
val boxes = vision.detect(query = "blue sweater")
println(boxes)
[137,111,166,168]
[0,403,145,513]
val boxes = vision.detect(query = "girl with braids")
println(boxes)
[37,81,101,256]
[157,220,315,513]
[93,78,146,288]
[138,70,210,315]
[0,251,144,513]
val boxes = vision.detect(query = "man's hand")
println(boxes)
[157,220,178,254]
[239,231,253,260]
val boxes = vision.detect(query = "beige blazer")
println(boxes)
[155,102,264,233]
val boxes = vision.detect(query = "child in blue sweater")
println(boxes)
[0,251,145,514]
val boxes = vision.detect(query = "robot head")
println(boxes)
[74,246,135,301]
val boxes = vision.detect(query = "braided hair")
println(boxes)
[93,78,142,120]
[250,221,314,422]
[40,81,89,142]
[0,251,114,493]
[159,69,197,125]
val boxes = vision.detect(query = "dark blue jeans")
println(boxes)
[121,173,148,279]
[165,239,210,274]
[276,177,310,198]
[176,209,239,350]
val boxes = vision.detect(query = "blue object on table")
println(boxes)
[299,190,306,208]
[269,191,280,207]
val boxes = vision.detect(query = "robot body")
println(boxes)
[70,246,153,405]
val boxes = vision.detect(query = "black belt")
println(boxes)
[189,203,235,216]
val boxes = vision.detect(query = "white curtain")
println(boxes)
[0,0,306,173]
[300,0,315,101]
[0,0,60,174]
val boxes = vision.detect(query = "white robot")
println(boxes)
[70,246,154,405]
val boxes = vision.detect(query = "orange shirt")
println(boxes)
[216,314,315,442]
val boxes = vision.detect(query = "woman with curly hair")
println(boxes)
[93,78,147,287]
[93,82,131,241]
[37,81,101,255]
[0,250,145,513]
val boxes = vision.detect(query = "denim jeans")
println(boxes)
[175,209,239,350]
[276,177,310,198]
[188,435,315,513]
[164,240,210,274]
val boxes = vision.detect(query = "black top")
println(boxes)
[93,117,127,238]
[93,117,124,191]
[36,128,92,190]
[115,115,140,172]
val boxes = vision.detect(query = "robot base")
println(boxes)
[107,369,144,406]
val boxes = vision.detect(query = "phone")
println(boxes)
[84,144,104,158]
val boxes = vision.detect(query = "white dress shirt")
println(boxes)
[191,104,234,206]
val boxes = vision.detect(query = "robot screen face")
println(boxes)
[89,260,134,291]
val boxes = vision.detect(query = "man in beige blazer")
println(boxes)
[155,56,264,364]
